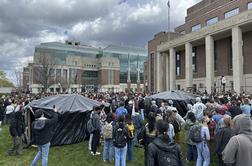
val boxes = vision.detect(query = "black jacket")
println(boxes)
[32,111,58,145]
[228,106,242,119]
[147,135,184,166]
[215,127,235,155]
[0,105,4,121]
[9,111,25,137]
[92,112,101,132]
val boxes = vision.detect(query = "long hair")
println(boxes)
[147,112,156,133]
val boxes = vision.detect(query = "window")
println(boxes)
[56,69,61,82]
[63,69,67,81]
[176,52,181,76]
[248,2,252,9]
[177,84,181,90]
[49,69,55,77]
[70,68,77,84]
[192,47,197,73]
[225,8,239,19]
[191,24,201,32]
[108,70,114,85]
[206,17,218,26]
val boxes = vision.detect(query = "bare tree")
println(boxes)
[33,54,56,93]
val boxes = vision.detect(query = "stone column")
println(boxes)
[232,26,243,94]
[169,48,176,90]
[205,35,215,94]
[165,53,170,91]
[185,42,193,90]
[156,52,162,92]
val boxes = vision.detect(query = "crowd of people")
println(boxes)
[0,91,252,166]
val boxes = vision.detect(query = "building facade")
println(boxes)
[149,0,252,94]
[24,41,147,93]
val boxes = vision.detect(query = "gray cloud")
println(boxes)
[0,0,201,80]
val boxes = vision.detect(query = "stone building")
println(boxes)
[149,0,252,94]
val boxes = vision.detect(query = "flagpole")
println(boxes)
[167,0,170,41]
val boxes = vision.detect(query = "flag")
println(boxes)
[167,0,170,8]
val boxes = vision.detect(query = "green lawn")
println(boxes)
[0,125,218,166]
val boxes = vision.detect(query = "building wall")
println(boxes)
[215,37,232,76]
[176,0,252,34]
[193,44,206,78]
[243,31,252,74]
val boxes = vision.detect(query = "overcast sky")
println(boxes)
[0,0,201,82]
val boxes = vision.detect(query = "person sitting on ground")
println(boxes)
[222,114,252,166]
[147,120,184,166]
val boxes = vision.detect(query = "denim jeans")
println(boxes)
[140,109,144,121]
[127,140,133,161]
[103,139,114,161]
[89,133,93,150]
[196,142,210,166]
[115,145,127,166]
[31,142,50,166]
[186,144,197,161]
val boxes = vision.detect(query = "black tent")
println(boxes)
[145,91,197,117]
[25,94,104,146]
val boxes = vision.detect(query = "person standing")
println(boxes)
[102,113,114,162]
[184,112,198,162]
[147,120,184,166]
[221,76,226,93]
[195,116,210,166]
[116,101,128,118]
[5,100,15,124]
[7,110,25,155]
[0,100,4,129]
[31,108,58,166]
[91,106,102,155]
[222,114,252,166]
[215,116,234,166]
[113,116,128,166]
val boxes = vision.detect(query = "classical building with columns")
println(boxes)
[148,0,252,94]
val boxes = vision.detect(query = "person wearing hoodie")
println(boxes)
[222,114,252,166]
[184,112,198,162]
[31,108,58,166]
[91,106,102,155]
[7,110,25,155]
[193,97,207,121]
[215,115,234,166]
[147,120,184,166]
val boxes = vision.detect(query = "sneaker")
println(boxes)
[103,160,106,162]
[91,151,94,155]
[88,146,91,151]
[94,152,101,155]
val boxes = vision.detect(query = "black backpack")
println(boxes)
[189,124,202,143]
[113,124,127,148]
[153,142,179,166]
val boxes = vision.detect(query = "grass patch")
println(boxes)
[0,125,218,166]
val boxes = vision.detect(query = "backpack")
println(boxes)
[153,142,179,166]
[87,118,94,134]
[127,123,135,140]
[113,124,127,148]
[103,122,113,139]
[189,124,202,143]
